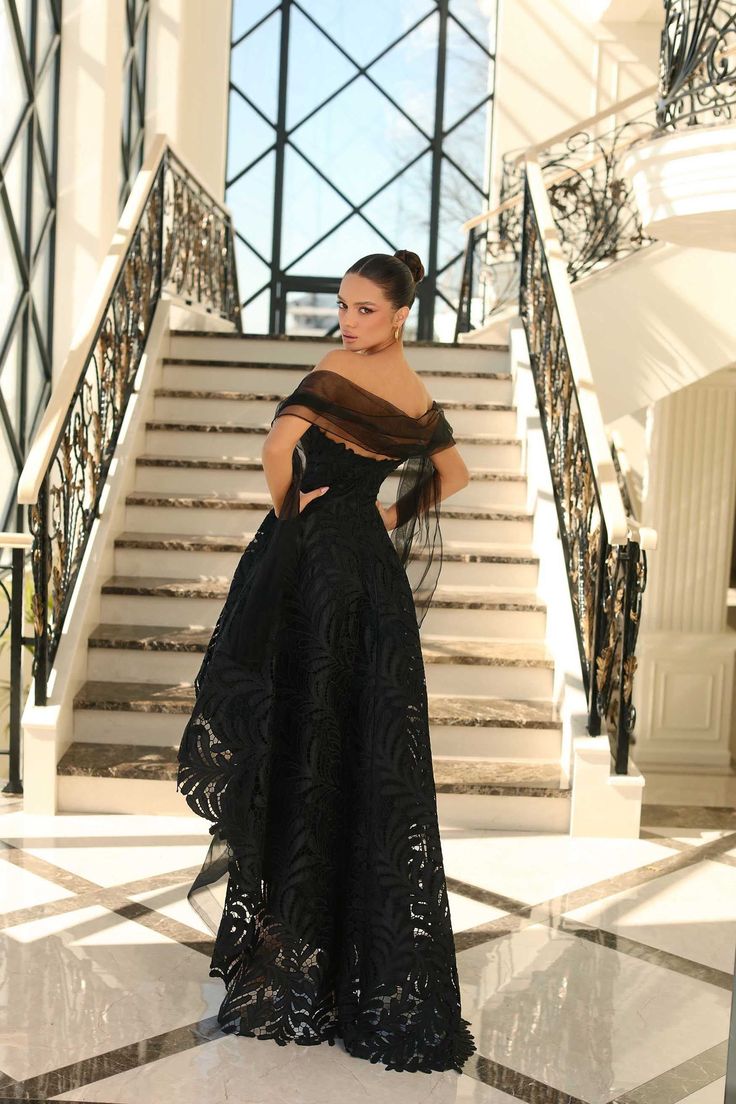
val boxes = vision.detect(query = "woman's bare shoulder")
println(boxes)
[312,349,370,383]
[312,348,433,414]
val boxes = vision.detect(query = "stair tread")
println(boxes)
[58,741,565,796]
[113,530,539,561]
[166,332,509,352]
[73,680,562,728]
[136,454,527,481]
[125,489,530,519]
[87,622,552,665]
[155,387,514,407]
[101,575,546,610]
[145,420,518,437]
[432,758,569,795]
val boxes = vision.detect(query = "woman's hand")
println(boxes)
[299,486,329,513]
[375,499,398,531]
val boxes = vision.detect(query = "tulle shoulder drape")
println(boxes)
[272,368,456,627]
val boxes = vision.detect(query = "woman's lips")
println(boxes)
[342,334,357,341]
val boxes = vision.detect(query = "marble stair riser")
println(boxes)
[98,591,546,640]
[436,792,570,832]
[162,366,518,410]
[151,388,518,421]
[85,643,554,698]
[429,723,562,760]
[113,544,540,587]
[422,604,545,640]
[56,777,570,826]
[71,708,561,758]
[57,775,193,817]
[73,709,189,745]
[166,336,509,374]
[143,425,520,466]
[123,502,533,544]
[134,459,523,499]
[161,363,515,406]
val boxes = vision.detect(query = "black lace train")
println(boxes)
[176,372,476,1073]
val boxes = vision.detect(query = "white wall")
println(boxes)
[145,0,231,202]
[52,0,231,381]
[491,0,660,200]
[53,0,127,377]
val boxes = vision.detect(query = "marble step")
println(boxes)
[99,576,547,641]
[72,681,563,759]
[165,333,509,375]
[84,623,554,697]
[57,740,566,794]
[124,490,533,544]
[135,454,527,507]
[144,417,520,465]
[113,531,540,587]
[155,364,515,406]
[56,740,570,830]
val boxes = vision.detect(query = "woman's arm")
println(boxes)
[262,413,328,517]
[377,444,470,530]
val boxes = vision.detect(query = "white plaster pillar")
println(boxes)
[635,368,736,768]
[146,0,232,202]
[53,0,127,378]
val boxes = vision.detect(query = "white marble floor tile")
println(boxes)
[564,858,736,972]
[128,879,213,936]
[1,902,222,1080]
[0,812,212,887]
[0,853,75,913]
[447,891,507,932]
[439,830,673,905]
[457,923,731,1104]
[680,1077,727,1103]
[51,1032,516,1103]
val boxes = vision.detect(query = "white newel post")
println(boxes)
[635,368,736,770]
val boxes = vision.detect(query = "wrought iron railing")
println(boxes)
[658,0,736,127]
[18,138,241,707]
[456,103,658,338]
[520,160,652,774]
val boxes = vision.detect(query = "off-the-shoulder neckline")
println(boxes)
[307,369,437,421]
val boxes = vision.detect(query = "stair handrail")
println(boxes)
[460,83,659,237]
[17,134,242,706]
[520,155,654,774]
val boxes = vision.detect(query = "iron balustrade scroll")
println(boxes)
[658,0,736,127]
[455,111,657,340]
[519,173,648,775]
[27,146,241,706]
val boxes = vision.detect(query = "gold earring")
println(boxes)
[394,325,401,341]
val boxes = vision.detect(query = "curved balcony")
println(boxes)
[622,123,736,251]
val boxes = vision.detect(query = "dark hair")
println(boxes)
[344,250,425,310]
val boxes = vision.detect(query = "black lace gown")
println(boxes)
[176,370,476,1074]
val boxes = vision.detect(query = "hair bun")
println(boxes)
[394,249,425,285]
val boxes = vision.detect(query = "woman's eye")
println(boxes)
[336,301,372,315]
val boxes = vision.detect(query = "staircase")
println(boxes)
[56,329,570,832]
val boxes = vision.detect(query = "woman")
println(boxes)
[176,250,475,1074]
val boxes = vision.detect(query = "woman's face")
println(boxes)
[337,273,406,352]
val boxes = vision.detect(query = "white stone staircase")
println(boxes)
[56,330,572,832]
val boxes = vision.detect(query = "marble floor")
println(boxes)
[1,777,735,1104]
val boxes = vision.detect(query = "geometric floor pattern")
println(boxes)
[1,781,735,1104]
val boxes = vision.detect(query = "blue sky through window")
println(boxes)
[227,0,496,338]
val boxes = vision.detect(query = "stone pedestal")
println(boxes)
[635,368,736,769]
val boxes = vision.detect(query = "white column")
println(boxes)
[53,0,127,378]
[146,0,232,201]
[635,368,736,768]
